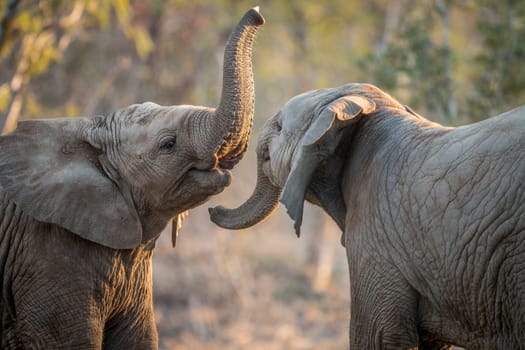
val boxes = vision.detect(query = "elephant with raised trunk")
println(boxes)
[211,83,525,349]
[0,7,263,349]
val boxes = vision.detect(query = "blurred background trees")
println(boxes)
[2,0,524,131]
[0,0,523,349]
[0,0,153,132]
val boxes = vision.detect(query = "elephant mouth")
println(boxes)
[186,166,232,192]
[218,152,243,170]
[217,141,247,170]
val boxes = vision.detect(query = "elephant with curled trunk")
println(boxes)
[0,7,263,349]
[210,83,525,349]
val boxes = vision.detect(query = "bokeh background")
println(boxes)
[1,0,523,348]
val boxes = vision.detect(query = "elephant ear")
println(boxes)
[0,118,143,249]
[280,95,376,237]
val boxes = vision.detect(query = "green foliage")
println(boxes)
[468,0,525,119]
[359,1,456,123]
[357,0,524,124]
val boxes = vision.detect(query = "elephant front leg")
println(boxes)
[14,307,104,349]
[348,267,420,349]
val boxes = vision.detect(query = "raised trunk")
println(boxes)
[209,157,281,229]
[210,7,264,167]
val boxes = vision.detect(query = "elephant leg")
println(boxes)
[14,303,103,349]
[348,266,419,349]
[103,304,158,350]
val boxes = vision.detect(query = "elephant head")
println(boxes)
[0,7,264,249]
[210,84,389,236]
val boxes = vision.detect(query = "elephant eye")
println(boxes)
[159,136,176,153]
[275,120,282,132]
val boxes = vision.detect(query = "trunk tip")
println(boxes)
[209,206,228,228]
[247,6,265,25]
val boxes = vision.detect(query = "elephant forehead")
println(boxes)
[116,105,194,140]
[119,103,209,126]
[284,90,324,114]
[118,102,161,125]
[281,100,315,132]
[281,87,342,131]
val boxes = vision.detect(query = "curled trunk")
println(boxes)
[209,157,281,229]
[210,7,265,165]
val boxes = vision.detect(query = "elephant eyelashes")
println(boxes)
[159,136,176,153]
